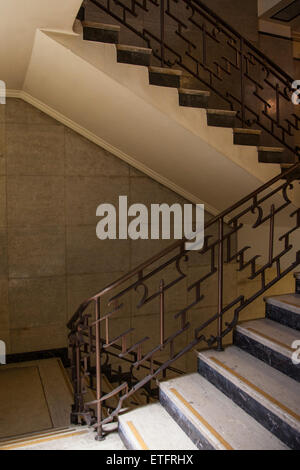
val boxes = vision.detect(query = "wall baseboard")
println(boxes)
[6,348,69,368]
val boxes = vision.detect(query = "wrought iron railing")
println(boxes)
[68,162,300,440]
[80,0,300,158]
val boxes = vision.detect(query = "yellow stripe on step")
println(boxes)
[170,388,233,450]
[127,421,149,450]
[245,328,294,352]
[0,431,88,450]
[209,357,300,422]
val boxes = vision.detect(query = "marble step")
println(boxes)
[118,403,197,450]
[258,147,294,164]
[82,22,120,44]
[116,45,152,67]
[178,89,210,108]
[206,109,237,128]
[148,66,182,88]
[281,164,300,180]
[197,346,300,449]
[233,128,261,146]
[265,295,300,331]
[159,374,288,450]
[234,318,300,382]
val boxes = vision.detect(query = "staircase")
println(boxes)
[120,287,300,450]
[66,0,300,451]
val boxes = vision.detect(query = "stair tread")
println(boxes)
[119,403,197,450]
[160,374,288,450]
[236,318,300,359]
[82,21,121,31]
[233,128,262,135]
[116,44,152,54]
[149,66,183,76]
[198,346,300,431]
[178,88,210,96]
[281,163,299,168]
[265,294,300,315]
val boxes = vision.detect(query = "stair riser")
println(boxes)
[266,303,300,331]
[83,27,119,44]
[179,94,209,109]
[149,72,181,88]
[207,114,235,128]
[117,50,151,67]
[233,330,300,382]
[197,357,300,450]
[234,133,260,146]
[159,389,215,450]
[258,151,293,164]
